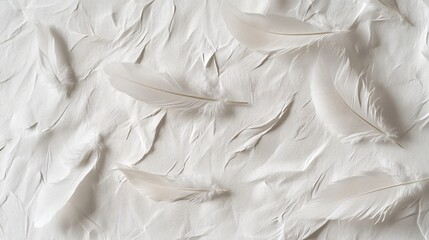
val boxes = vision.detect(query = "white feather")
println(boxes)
[104,63,248,115]
[310,47,397,144]
[298,170,425,221]
[221,4,345,53]
[35,23,75,96]
[118,164,228,203]
[33,133,102,227]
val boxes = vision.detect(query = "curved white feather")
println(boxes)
[35,23,75,96]
[310,48,397,144]
[104,63,247,114]
[222,4,343,53]
[298,171,425,221]
[118,165,228,203]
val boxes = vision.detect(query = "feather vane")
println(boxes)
[35,23,75,96]
[310,48,397,144]
[118,164,228,203]
[104,63,247,114]
[222,4,344,53]
[298,171,426,221]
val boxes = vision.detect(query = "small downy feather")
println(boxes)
[33,132,102,227]
[221,4,345,53]
[118,164,228,203]
[298,170,426,221]
[35,23,75,96]
[104,63,248,115]
[310,47,397,144]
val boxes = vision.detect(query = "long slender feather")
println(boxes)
[104,63,248,115]
[310,47,397,144]
[298,170,426,221]
[221,4,346,53]
[35,23,75,96]
[118,164,228,203]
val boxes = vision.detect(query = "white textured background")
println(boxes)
[2,0,429,239]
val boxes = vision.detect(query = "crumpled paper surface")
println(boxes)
[1,0,429,239]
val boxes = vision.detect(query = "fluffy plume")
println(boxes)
[221,4,345,53]
[310,47,397,144]
[118,164,228,203]
[104,63,247,115]
[35,23,75,96]
[33,132,102,227]
[298,170,426,221]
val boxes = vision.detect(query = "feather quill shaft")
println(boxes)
[118,164,228,203]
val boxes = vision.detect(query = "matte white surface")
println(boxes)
[1,0,429,239]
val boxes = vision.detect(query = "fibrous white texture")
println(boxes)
[2,0,429,239]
